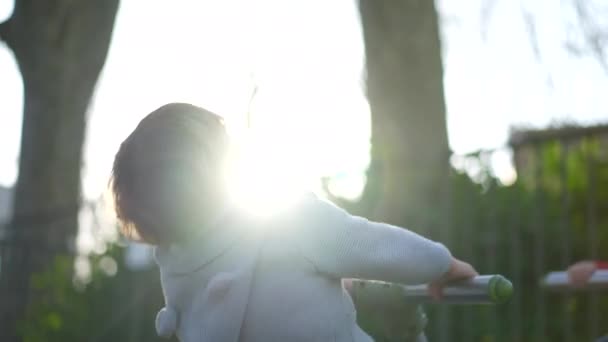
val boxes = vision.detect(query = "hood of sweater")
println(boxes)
[152,205,266,341]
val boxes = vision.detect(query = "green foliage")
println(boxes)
[421,138,608,342]
[18,244,175,342]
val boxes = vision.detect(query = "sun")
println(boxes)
[224,130,314,217]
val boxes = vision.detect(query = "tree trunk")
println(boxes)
[357,0,450,235]
[0,1,119,340]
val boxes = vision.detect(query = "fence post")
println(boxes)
[585,139,600,340]
[559,140,574,342]
[507,186,523,341]
[533,144,547,341]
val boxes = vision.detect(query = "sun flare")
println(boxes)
[221,87,372,217]
[224,132,314,217]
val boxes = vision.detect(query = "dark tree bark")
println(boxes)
[357,0,450,235]
[0,1,119,340]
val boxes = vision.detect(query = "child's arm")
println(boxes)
[293,196,457,285]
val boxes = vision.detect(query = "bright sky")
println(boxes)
[1,0,608,202]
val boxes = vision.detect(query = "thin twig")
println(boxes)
[246,74,258,129]
[520,6,554,87]
[521,9,541,63]
[573,0,608,74]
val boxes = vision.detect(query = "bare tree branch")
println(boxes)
[520,6,555,88]
[521,9,541,62]
[246,73,258,129]
[564,40,584,57]
[573,0,608,74]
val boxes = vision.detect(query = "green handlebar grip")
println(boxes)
[488,275,513,304]
[350,276,513,342]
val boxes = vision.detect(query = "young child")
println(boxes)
[110,103,478,342]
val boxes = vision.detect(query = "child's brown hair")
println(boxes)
[110,103,228,245]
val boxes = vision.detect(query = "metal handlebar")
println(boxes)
[352,274,513,305]
[404,275,512,304]
[541,270,608,291]
[350,275,512,342]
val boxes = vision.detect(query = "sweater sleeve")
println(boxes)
[292,196,452,285]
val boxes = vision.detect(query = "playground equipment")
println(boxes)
[351,275,513,342]
[540,270,608,342]
[541,270,608,291]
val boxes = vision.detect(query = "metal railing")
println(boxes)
[351,275,513,341]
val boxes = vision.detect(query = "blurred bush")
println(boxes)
[17,244,175,342]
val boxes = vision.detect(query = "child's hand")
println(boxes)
[567,261,597,288]
[428,258,478,301]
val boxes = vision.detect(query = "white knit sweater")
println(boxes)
[154,194,452,341]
